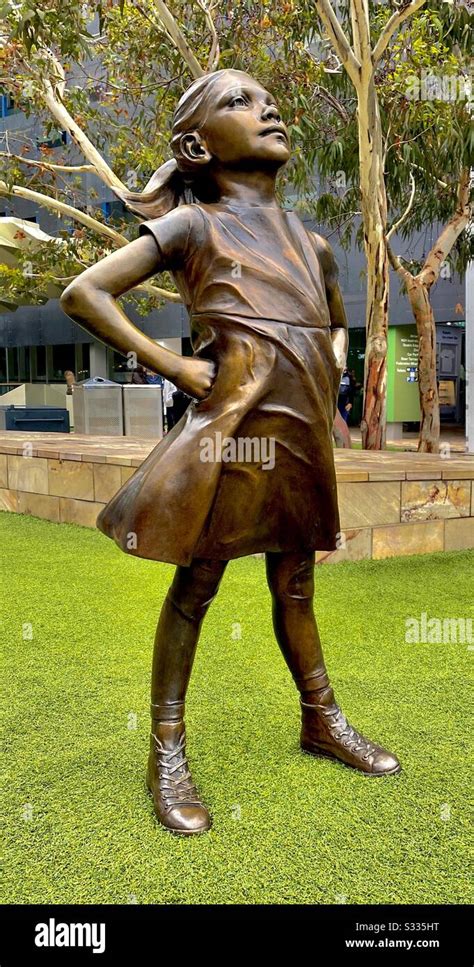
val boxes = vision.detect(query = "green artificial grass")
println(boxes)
[1,511,472,905]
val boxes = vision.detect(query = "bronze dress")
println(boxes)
[96,203,344,565]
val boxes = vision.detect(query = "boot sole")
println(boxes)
[145,777,212,835]
[301,743,402,776]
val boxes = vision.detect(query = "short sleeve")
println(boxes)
[310,232,339,293]
[138,204,205,271]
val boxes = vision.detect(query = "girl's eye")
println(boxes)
[230,96,247,107]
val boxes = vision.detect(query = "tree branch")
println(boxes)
[0,151,96,174]
[372,0,428,64]
[17,47,127,191]
[407,161,448,191]
[382,121,394,168]
[384,121,439,162]
[195,0,220,72]
[387,238,410,278]
[0,180,127,244]
[133,0,204,78]
[302,49,351,122]
[315,84,350,122]
[418,167,471,287]
[315,0,361,86]
[42,86,126,191]
[350,0,372,66]
[386,169,416,240]
[0,180,181,303]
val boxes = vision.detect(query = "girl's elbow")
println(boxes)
[60,278,95,316]
[60,280,82,316]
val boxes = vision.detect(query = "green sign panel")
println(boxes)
[387,325,420,422]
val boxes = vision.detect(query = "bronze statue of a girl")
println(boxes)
[61,70,400,836]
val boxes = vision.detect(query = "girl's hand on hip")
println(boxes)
[175,357,216,400]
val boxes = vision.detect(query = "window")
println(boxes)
[36,130,70,150]
[108,348,129,383]
[51,344,76,382]
[0,93,16,118]
[7,347,19,382]
[18,346,30,382]
[77,343,90,382]
[0,347,7,384]
[0,348,31,388]
[34,345,47,381]
[101,199,127,222]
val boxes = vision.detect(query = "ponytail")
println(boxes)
[112,159,193,220]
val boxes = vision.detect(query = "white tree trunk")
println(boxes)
[357,71,390,450]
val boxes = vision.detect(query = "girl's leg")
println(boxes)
[151,557,227,708]
[265,551,328,697]
[148,557,227,834]
[265,551,400,775]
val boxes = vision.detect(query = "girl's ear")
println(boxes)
[179,131,212,166]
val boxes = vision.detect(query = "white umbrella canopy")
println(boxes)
[0,216,66,265]
[0,216,67,308]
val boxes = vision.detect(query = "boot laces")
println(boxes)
[152,733,201,806]
[324,707,376,759]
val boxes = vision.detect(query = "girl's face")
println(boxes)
[197,74,290,168]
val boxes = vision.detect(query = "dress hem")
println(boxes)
[98,517,338,567]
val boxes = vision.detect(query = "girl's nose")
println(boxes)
[261,103,281,124]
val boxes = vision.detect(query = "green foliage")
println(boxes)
[0,0,471,293]
[379,4,472,252]
[2,0,93,58]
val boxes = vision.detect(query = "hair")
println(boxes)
[113,69,254,220]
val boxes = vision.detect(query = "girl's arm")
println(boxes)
[312,233,349,369]
[60,235,215,399]
[327,282,349,371]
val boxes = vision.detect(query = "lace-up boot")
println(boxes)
[300,677,401,776]
[146,702,211,834]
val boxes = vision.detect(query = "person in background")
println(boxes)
[170,386,192,424]
[131,363,148,384]
[337,366,355,423]
[144,369,164,387]
[162,378,177,429]
[63,370,76,395]
[162,378,191,430]
[132,363,163,386]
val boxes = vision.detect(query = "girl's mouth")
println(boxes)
[259,126,288,142]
